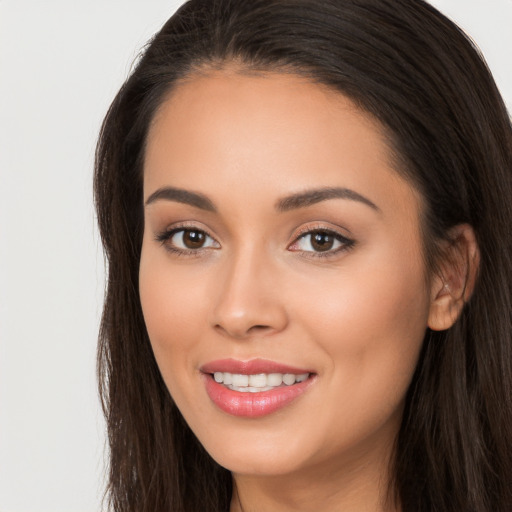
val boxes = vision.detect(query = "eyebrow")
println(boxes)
[276,187,380,212]
[145,186,216,212]
[144,185,379,213]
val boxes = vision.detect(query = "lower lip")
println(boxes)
[203,374,316,418]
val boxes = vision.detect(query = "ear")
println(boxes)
[428,224,480,331]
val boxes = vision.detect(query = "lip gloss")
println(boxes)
[201,359,316,417]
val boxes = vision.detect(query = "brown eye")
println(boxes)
[310,231,335,252]
[182,230,206,249]
[160,228,219,252]
[290,229,354,255]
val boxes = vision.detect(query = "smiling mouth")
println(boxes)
[202,368,316,417]
[210,371,311,392]
[200,358,316,416]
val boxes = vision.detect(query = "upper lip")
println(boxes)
[200,358,314,375]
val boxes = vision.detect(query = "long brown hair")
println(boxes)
[94,1,512,510]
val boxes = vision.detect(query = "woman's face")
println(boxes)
[140,70,433,477]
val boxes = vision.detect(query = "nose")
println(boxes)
[210,248,288,340]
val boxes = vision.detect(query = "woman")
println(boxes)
[94,0,512,510]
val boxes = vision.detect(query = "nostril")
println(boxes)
[248,325,272,334]
[213,322,274,339]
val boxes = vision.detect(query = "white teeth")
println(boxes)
[212,371,310,391]
[228,385,276,392]
[282,373,296,385]
[248,374,267,387]
[231,374,249,387]
[267,373,283,386]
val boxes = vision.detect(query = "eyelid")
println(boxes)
[155,222,220,254]
[154,221,354,258]
[292,222,352,239]
[288,223,355,257]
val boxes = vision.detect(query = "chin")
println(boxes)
[214,447,310,477]
[195,423,318,476]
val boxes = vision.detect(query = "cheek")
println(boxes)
[315,264,428,347]
[285,256,429,456]
[295,243,430,398]
[138,244,209,385]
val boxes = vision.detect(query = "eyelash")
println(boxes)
[289,226,355,259]
[155,224,218,257]
[155,224,355,259]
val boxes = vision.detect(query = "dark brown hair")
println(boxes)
[94,1,512,510]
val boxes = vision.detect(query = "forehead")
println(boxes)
[143,69,421,219]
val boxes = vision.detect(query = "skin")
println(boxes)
[139,69,469,512]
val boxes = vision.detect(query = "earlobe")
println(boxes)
[427,224,480,331]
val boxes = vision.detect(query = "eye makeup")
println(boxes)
[155,222,220,257]
[288,228,355,259]
[154,221,356,260]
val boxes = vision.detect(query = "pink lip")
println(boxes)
[200,358,313,375]
[200,358,316,418]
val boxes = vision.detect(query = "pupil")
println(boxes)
[312,232,333,251]
[183,230,205,249]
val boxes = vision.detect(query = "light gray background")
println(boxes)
[0,1,510,511]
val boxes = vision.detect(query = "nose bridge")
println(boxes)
[211,241,287,339]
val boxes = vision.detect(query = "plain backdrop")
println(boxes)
[0,1,510,511]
